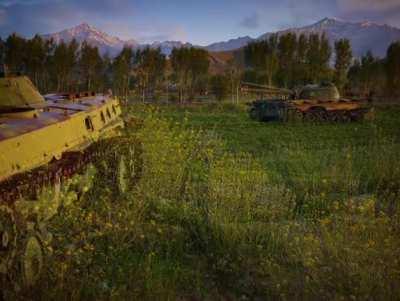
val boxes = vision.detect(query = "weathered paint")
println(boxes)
[0,76,124,182]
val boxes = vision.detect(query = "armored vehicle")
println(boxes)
[246,82,374,122]
[0,75,138,291]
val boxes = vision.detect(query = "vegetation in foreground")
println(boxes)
[12,103,398,300]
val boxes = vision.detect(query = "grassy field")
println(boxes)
[150,103,400,214]
[21,103,400,300]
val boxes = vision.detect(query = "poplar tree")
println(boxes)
[80,42,103,91]
[25,35,46,89]
[170,47,209,102]
[113,46,133,101]
[133,47,166,102]
[5,33,26,73]
[277,32,297,87]
[334,38,352,92]
[294,34,309,85]
[386,41,400,97]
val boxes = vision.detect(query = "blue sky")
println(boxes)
[1,0,400,45]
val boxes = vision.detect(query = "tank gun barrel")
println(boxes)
[241,82,293,95]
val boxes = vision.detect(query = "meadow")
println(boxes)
[22,103,400,300]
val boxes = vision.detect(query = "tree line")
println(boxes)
[1,32,399,101]
[243,33,400,98]
[0,33,210,102]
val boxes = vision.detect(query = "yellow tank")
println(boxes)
[0,75,139,292]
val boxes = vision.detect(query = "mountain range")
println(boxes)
[42,18,400,58]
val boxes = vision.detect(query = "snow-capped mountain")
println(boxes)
[42,18,400,58]
[259,17,400,58]
[42,23,139,56]
[204,18,400,57]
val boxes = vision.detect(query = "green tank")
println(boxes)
[246,83,374,122]
[0,73,140,293]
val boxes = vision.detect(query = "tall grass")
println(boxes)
[20,104,400,300]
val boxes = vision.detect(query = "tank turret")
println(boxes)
[0,75,45,110]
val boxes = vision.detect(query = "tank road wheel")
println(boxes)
[95,137,143,196]
[20,233,44,288]
[0,206,18,276]
[303,111,317,123]
[288,108,303,122]
[249,108,259,121]
[114,137,143,194]
[337,112,351,123]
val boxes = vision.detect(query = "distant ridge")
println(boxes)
[41,18,400,58]
[257,17,400,58]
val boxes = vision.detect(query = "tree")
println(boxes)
[79,42,103,91]
[170,47,209,103]
[133,47,166,102]
[189,48,209,97]
[306,34,332,83]
[319,34,332,81]
[170,47,190,103]
[244,36,279,86]
[386,41,400,97]
[347,51,386,98]
[226,57,241,103]
[113,46,133,101]
[0,37,5,75]
[25,35,47,89]
[334,39,352,93]
[52,39,79,92]
[277,32,297,87]
[5,33,26,73]
[210,75,229,101]
[294,34,309,85]
[360,51,378,97]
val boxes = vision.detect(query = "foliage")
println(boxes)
[386,41,400,97]
[244,35,279,86]
[18,104,400,300]
[133,47,166,102]
[79,41,104,91]
[334,39,352,92]
[210,74,230,101]
[1,33,400,100]
[112,46,134,101]
[170,47,210,102]
[347,51,386,98]
[244,33,333,88]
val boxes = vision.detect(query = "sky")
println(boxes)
[1,0,400,45]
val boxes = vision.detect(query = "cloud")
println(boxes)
[0,0,138,38]
[240,12,260,29]
[0,0,187,43]
[0,9,7,25]
[337,0,400,13]
[287,0,337,25]
[336,0,400,28]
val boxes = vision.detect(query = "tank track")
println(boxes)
[293,107,371,123]
[0,136,142,204]
[0,135,142,294]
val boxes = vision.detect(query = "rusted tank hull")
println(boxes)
[249,99,374,123]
